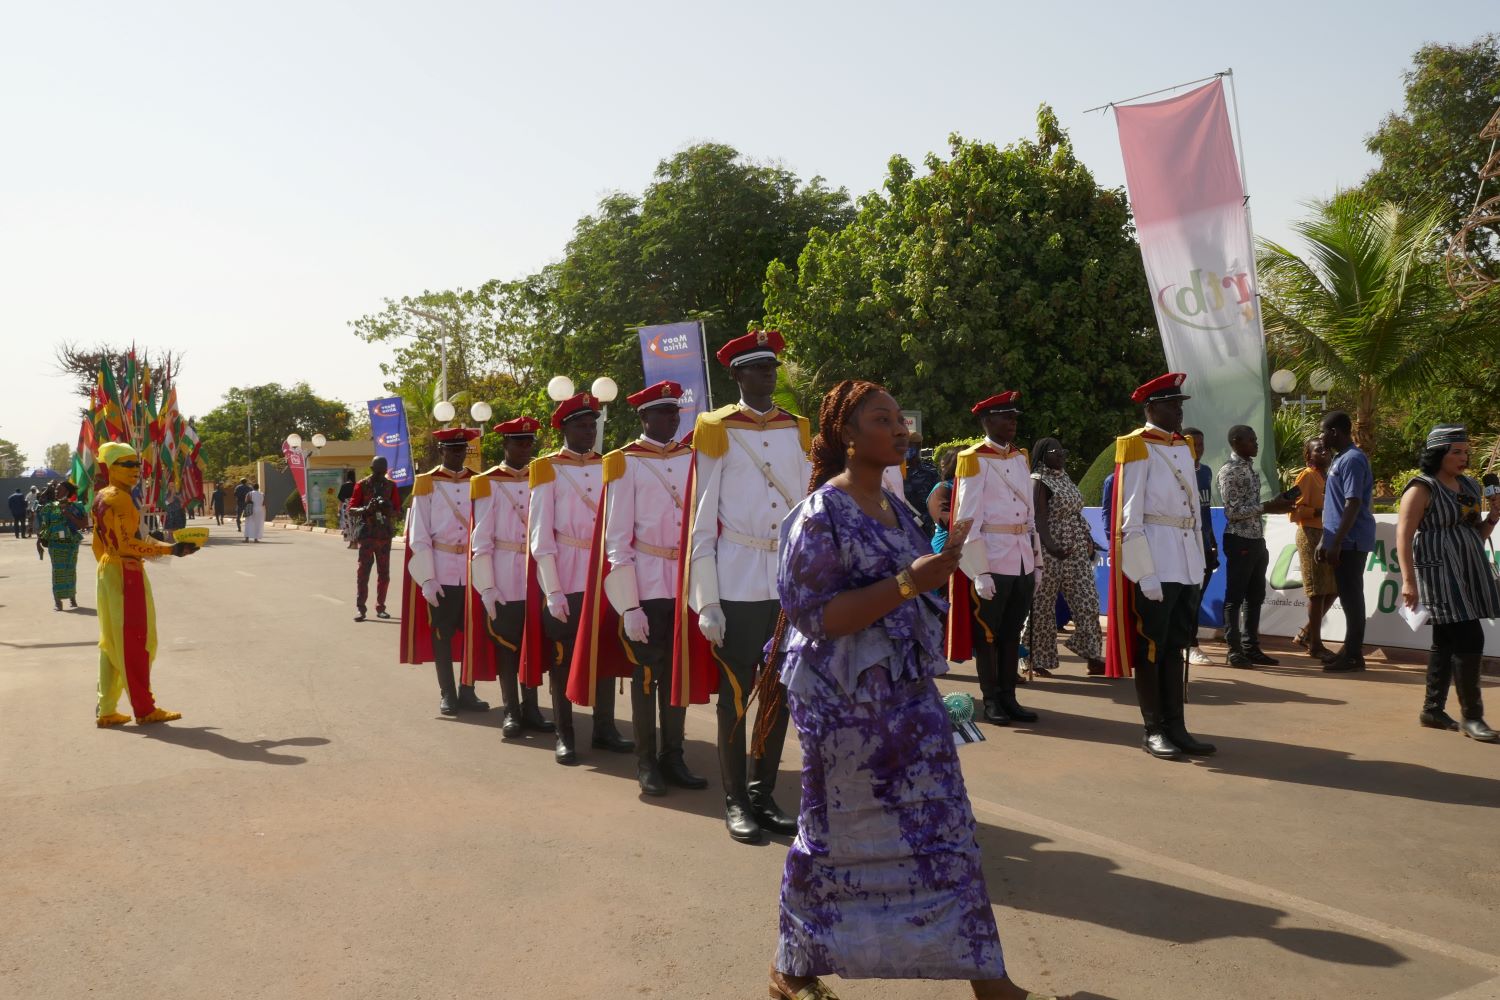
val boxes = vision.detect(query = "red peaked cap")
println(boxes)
[971,391,1022,416]
[716,329,785,368]
[493,416,541,437]
[550,392,601,430]
[1131,372,1191,404]
[626,380,684,410]
[432,426,481,444]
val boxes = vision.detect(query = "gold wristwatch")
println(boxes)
[896,566,916,599]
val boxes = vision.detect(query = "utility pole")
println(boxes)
[245,398,254,464]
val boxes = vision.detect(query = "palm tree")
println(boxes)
[1257,192,1497,448]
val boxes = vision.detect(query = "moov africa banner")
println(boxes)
[636,322,710,437]
[1114,79,1275,490]
[368,396,414,489]
[281,439,308,513]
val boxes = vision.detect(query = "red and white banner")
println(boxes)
[282,441,308,514]
[1115,80,1273,485]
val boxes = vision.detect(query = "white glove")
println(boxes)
[481,588,502,619]
[974,573,997,601]
[1139,575,1164,602]
[698,604,726,647]
[420,579,443,607]
[623,607,650,644]
[546,591,570,623]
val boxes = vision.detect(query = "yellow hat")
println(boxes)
[98,442,138,466]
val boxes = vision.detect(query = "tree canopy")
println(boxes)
[44,443,71,475]
[0,436,24,477]
[194,383,353,478]
[762,109,1161,470]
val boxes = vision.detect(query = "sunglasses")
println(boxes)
[114,460,141,468]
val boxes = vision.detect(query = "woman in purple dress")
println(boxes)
[769,380,1067,1000]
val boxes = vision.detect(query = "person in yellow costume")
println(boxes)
[93,442,200,727]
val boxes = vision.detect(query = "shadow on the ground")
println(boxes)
[1033,673,1347,708]
[1002,708,1500,808]
[975,822,1405,969]
[67,606,98,617]
[125,725,329,765]
[0,639,97,649]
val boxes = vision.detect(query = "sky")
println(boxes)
[0,0,1491,468]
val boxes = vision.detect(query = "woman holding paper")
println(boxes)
[1396,425,1499,742]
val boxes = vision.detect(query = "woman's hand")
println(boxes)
[909,540,964,592]
[1401,578,1419,611]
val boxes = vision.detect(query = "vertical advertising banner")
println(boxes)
[637,321,711,437]
[368,396,414,489]
[1115,80,1275,491]
[281,440,308,513]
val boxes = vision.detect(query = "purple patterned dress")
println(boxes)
[774,484,1006,980]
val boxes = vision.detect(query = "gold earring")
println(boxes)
[846,444,855,459]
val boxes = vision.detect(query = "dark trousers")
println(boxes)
[1131,581,1200,734]
[9,510,22,538]
[1222,533,1268,608]
[485,599,534,712]
[971,572,1034,705]
[1428,619,1488,722]
[714,599,788,806]
[1333,550,1369,655]
[428,585,467,697]
[543,592,619,740]
[355,538,392,611]
[622,598,690,767]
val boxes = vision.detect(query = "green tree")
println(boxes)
[1257,192,1500,455]
[1364,34,1500,256]
[762,110,1161,469]
[195,383,353,478]
[0,436,24,477]
[44,442,71,475]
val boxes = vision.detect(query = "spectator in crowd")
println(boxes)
[163,490,187,535]
[26,485,43,539]
[1290,438,1338,663]
[926,450,960,553]
[242,483,265,543]
[1217,426,1294,668]
[32,483,55,559]
[337,469,357,536]
[39,481,87,610]
[902,433,940,536]
[211,483,225,525]
[1026,437,1105,677]
[1184,427,1220,667]
[9,486,28,538]
[1317,411,1376,673]
[1396,425,1499,742]
[234,477,251,530]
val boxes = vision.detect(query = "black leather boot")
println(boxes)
[973,644,1009,724]
[718,708,762,843]
[591,677,635,753]
[747,699,797,836]
[457,685,490,712]
[1134,659,1179,759]
[551,676,577,765]
[519,685,555,733]
[498,666,522,738]
[434,658,458,717]
[1162,649,1216,755]
[632,679,666,796]
[659,704,708,789]
[997,649,1038,723]
[1244,603,1279,666]
[1224,602,1251,668]
[1418,648,1459,730]
[1455,653,1499,743]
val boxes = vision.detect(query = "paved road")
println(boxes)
[2,522,1497,1000]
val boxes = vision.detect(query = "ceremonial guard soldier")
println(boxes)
[946,391,1041,725]
[400,427,490,717]
[1104,373,1216,760]
[570,381,709,796]
[529,392,635,765]
[468,416,555,738]
[676,330,810,844]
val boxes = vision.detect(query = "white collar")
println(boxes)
[640,434,673,448]
[739,398,774,417]
[986,436,1017,452]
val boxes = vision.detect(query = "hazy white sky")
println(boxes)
[1,1,1489,466]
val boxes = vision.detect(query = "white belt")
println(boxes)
[981,522,1028,535]
[493,539,525,554]
[556,531,591,550]
[722,529,778,553]
[636,540,680,561]
[1144,514,1196,530]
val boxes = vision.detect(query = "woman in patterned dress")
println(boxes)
[1396,425,1499,742]
[40,481,87,611]
[769,379,1067,1000]
[1024,438,1105,676]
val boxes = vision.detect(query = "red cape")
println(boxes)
[944,468,976,662]
[460,478,497,685]
[565,467,634,705]
[670,454,717,707]
[398,542,475,668]
[1103,460,1138,678]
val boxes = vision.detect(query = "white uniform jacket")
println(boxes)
[603,438,692,610]
[1116,425,1205,587]
[955,441,1041,580]
[528,449,603,597]
[405,466,473,589]
[469,464,531,604]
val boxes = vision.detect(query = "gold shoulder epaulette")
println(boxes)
[529,455,555,488]
[1017,447,1030,464]
[1115,431,1149,465]
[602,450,627,484]
[693,407,738,460]
[470,473,492,500]
[796,415,811,454]
[413,471,434,497]
[955,444,983,480]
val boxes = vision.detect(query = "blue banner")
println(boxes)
[1080,507,1227,628]
[368,396,414,489]
[637,321,710,436]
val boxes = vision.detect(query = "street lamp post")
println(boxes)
[591,377,618,453]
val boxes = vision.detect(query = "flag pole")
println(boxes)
[698,320,714,410]
[1083,71,1229,115]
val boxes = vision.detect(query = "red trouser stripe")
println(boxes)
[121,563,156,716]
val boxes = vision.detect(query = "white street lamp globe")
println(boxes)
[470,401,493,423]
[1269,369,1297,394]
[433,400,456,423]
[311,433,327,449]
[547,375,575,402]
[1309,368,1334,392]
[285,433,303,450]
[591,376,619,403]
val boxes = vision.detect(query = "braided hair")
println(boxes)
[751,378,887,756]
